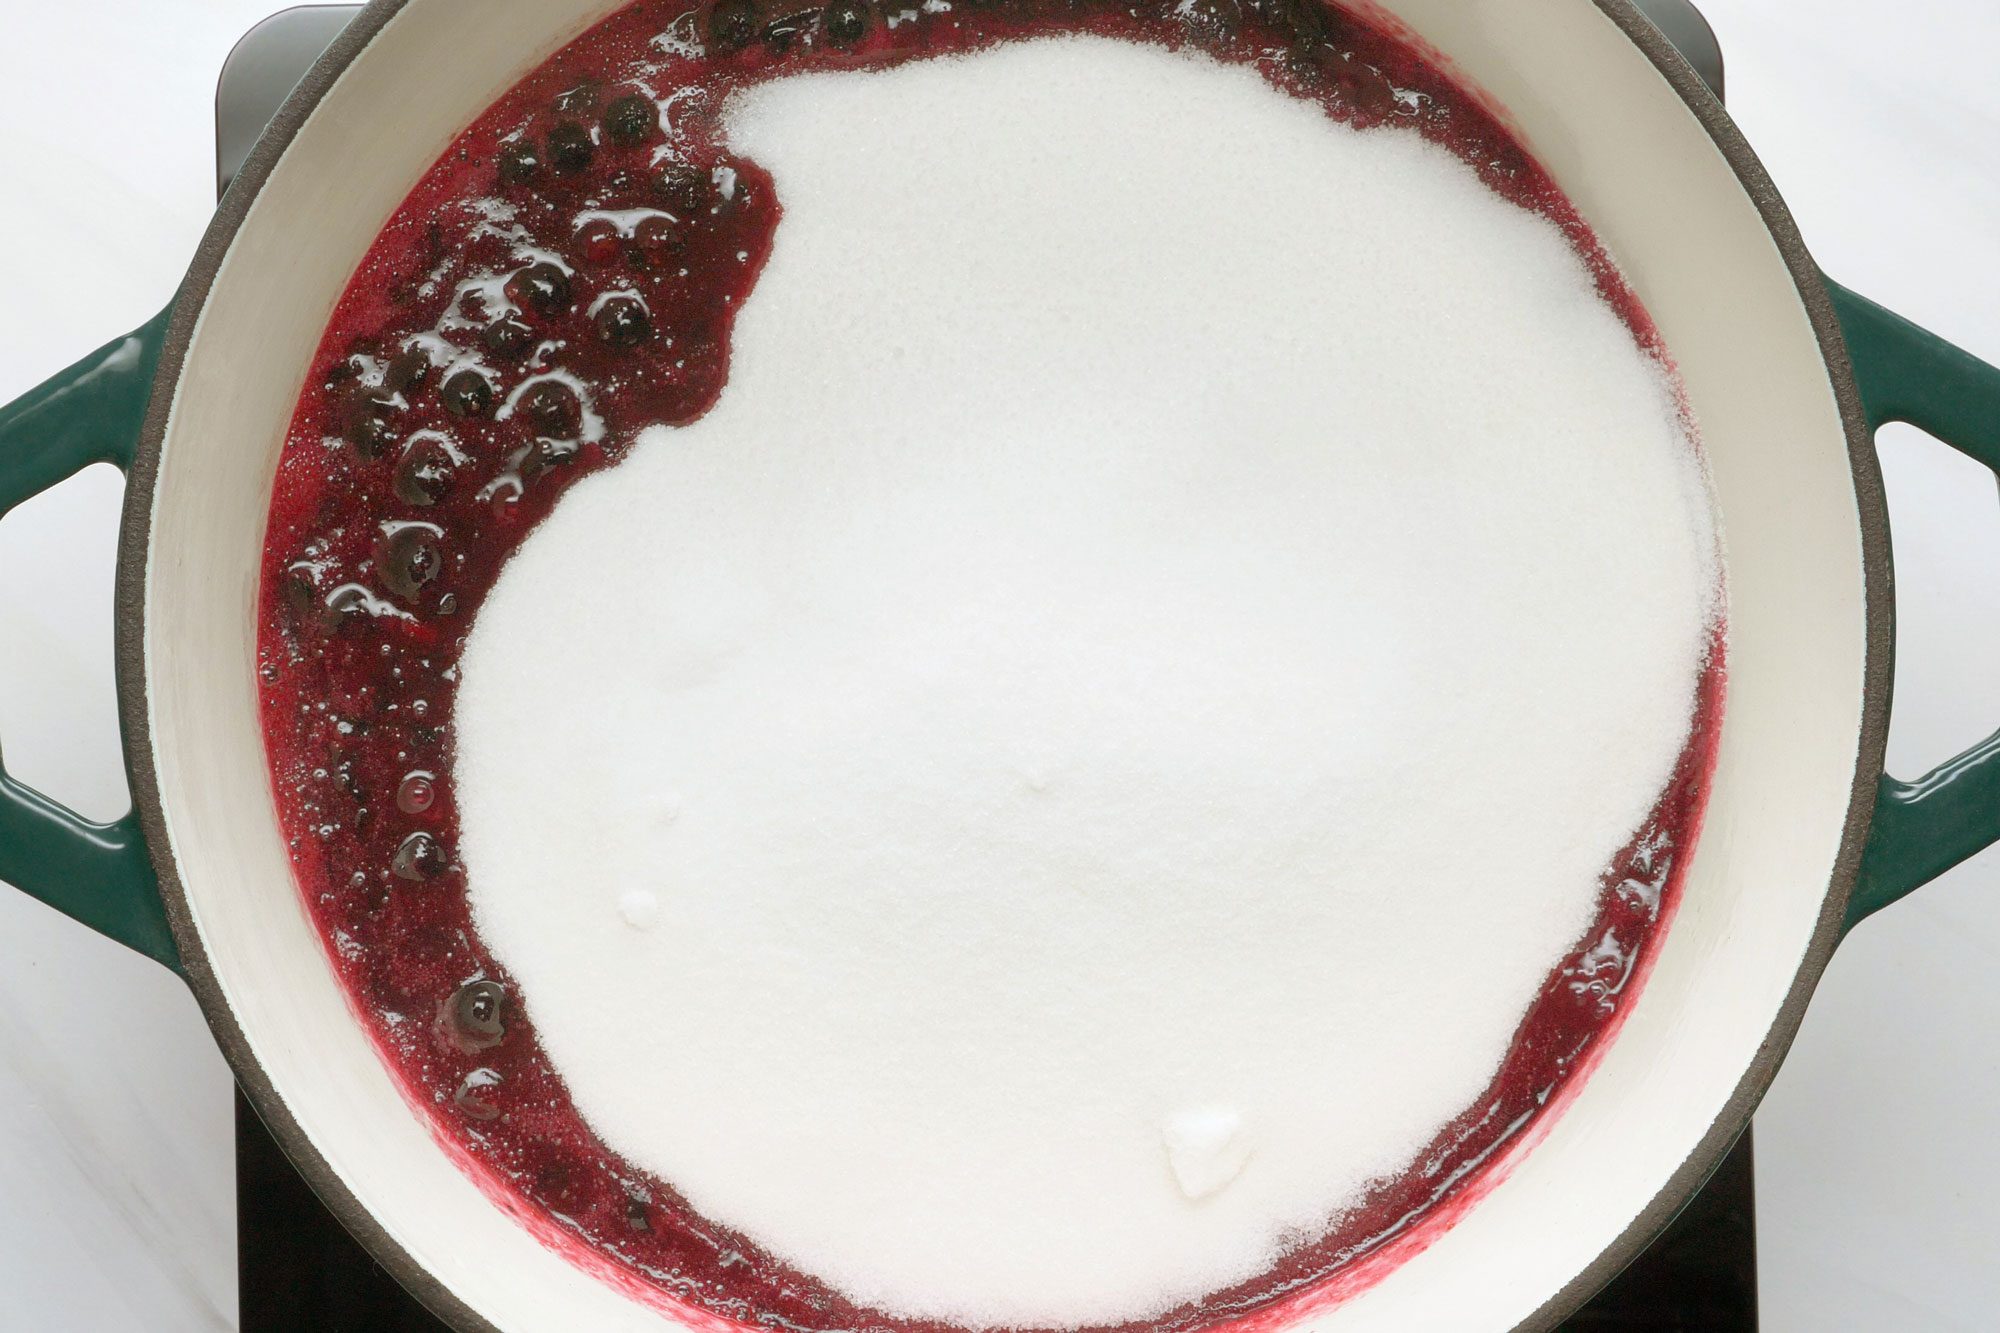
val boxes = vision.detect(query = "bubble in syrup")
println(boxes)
[444,978,508,1052]
[393,830,448,881]
[397,772,437,814]
[455,1067,503,1121]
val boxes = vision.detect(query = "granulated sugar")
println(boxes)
[457,36,1719,1329]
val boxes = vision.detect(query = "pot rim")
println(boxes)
[1517,9,1892,1318]
[109,2,1894,1329]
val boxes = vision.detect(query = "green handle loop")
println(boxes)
[1829,281,2000,930]
[0,305,180,971]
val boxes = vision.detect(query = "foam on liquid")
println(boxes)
[458,37,1719,1329]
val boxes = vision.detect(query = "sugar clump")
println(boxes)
[1164,1108,1254,1201]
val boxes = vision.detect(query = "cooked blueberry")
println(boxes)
[394,439,455,507]
[446,979,507,1051]
[594,295,652,348]
[657,161,709,215]
[440,369,495,418]
[342,392,399,459]
[708,0,758,53]
[1331,56,1396,118]
[625,1193,652,1231]
[378,525,443,599]
[547,121,595,173]
[825,0,868,45]
[282,563,321,622]
[393,830,449,881]
[1286,0,1336,48]
[1176,0,1238,43]
[577,219,623,264]
[518,437,579,485]
[603,94,658,146]
[763,11,810,53]
[535,1163,579,1208]
[631,215,683,264]
[508,261,572,316]
[481,315,535,360]
[384,347,431,396]
[497,138,541,185]
[520,380,582,437]
[282,573,313,618]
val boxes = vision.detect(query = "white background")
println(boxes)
[0,2,1995,1328]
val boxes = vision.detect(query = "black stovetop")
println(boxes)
[226,4,1752,1328]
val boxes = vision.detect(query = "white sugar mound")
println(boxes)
[457,36,1719,1330]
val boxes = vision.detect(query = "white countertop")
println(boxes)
[0,2,1995,1328]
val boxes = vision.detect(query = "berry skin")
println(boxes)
[481,316,535,360]
[440,370,495,418]
[547,121,595,173]
[603,94,659,146]
[497,138,541,185]
[708,0,758,54]
[508,261,573,317]
[825,0,868,46]
[595,295,653,348]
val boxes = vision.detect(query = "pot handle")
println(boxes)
[1828,281,2000,929]
[0,306,180,971]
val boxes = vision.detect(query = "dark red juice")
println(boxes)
[256,1,1724,1328]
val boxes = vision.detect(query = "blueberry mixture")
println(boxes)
[257,1,1720,1327]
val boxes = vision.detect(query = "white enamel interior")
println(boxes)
[139,2,1868,1330]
